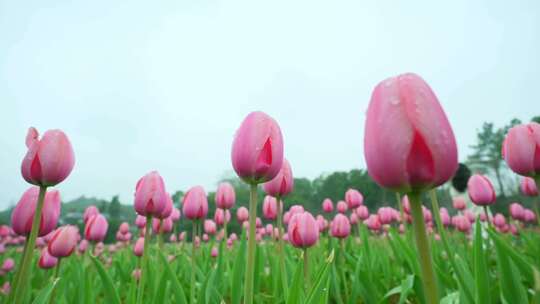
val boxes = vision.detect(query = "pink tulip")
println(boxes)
[509,224,519,235]
[133,237,144,257]
[492,213,506,228]
[169,234,177,242]
[287,212,319,248]
[21,127,75,186]
[179,232,186,242]
[231,111,284,184]
[152,217,173,234]
[132,269,141,281]
[11,187,61,237]
[502,123,540,177]
[211,247,219,258]
[336,201,347,213]
[38,248,58,269]
[78,239,88,253]
[262,196,278,220]
[156,194,173,220]
[316,215,327,232]
[349,213,358,225]
[468,174,496,206]
[509,203,525,221]
[1,259,14,273]
[85,214,108,242]
[479,212,488,222]
[134,171,168,217]
[355,205,369,220]
[524,209,536,223]
[204,220,217,235]
[440,208,450,226]
[263,159,294,197]
[365,214,382,231]
[463,209,475,223]
[265,224,273,235]
[83,206,100,223]
[48,226,78,258]
[402,196,411,214]
[170,208,181,222]
[364,73,458,192]
[521,177,539,196]
[330,214,351,238]
[214,208,231,226]
[453,215,471,233]
[283,211,291,225]
[345,189,363,209]
[215,182,236,209]
[119,222,130,234]
[237,207,249,223]
[182,186,208,220]
[452,197,466,211]
[322,199,333,213]
[377,207,394,225]
[289,205,304,215]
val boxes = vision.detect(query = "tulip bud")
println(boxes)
[336,201,347,213]
[1,259,14,273]
[152,218,173,234]
[322,199,333,213]
[287,212,319,248]
[467,174,496,206]
[48,226,78,258]
[231,111,284,184]
[133,237,144,257]
[182,186,208,220]
[119,222,130,234]
[204,220,217,235]
[214,209,231,226]
[11,187,61,237]
[345,189,363,209]
[502,123,540,177]
[215,182,236,209]
[364,73,458,192]
[83,206,99,223]
[134,171,168,217]
[155,194,173,220]
[331,214,351,238]
[170,208,181,222]
[21,127,75,187]
[135,215,147,229]
[263,159,294,197]
[365,214,382,232]
[355,205,369,220]
[509,203,525,221]
[521,177,539,196]
[262,196,278,220]
[38,248,58,269]
[236,207,249,223]
[211,247,218,258]
[85,214,108,242]
[492,213,506,228]
[452,197,466,211]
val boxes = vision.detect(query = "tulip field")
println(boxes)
[1,73,540,304]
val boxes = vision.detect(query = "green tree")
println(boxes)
[109,195,121,219]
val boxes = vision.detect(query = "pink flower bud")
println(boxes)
[11,187,61,237]
[231,111,284,184]
[133,237,145,257]
[78,240,88,253]
[502,123,540,177]
[83,206,99,223]
[345,189,363,209]
[237,207,249,223]
[521,177,539,196]
[452,197,466,210]
[182,186,208,220]
[377,207,394,225]
[336,201,347,214]
[492,213,506,228]
[364,73,458,192]
[355,205,369,220]
[262,196,278,220]
[1,259,14,273]
[170,208,181,222]
[263,159,294,197]
[322,199,333,213]
[215,182,236,209]
[288,212,319,248]
[21,128,75,187]
[48,226,78,258]
[214,209,231,226]
[134,171,168,217]
[152,218,173,234]
[119,222,130,234]
[135,215,147,229]
[468,174,496,206]
[509,203,525,221]
[365,214,382,232]
[211,247,218,258]
[85,214,108,242]
[204,220,217,235]
[331,214,351,238]
[155,194,173,220]
[524,209,536,223]
[38,248,58,269]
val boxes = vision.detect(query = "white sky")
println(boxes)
[1,0,538,209]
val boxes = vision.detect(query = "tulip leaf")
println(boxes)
[286,256,304,304]
[305,250,333,304]
[473,220,490,304]
[90,255,121,304]
[231,231,247,304]
[157,251,188,304]
[31,278,60,304]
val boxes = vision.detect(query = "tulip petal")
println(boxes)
[406,131,435,187]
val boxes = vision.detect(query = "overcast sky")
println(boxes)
[0,0,538,209]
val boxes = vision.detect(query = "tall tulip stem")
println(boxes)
[395,192,406,227]
[136,214,152,304]
[303,249,310,292]
[12,185,47,304]
[276,195,288,295]
[483,206,493,229]
[409,191,438,304]
[243,183,258,304]
[190,220,197,304]
[534,177,540,226]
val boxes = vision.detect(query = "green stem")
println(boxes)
[158,219,164,250]
[48,259,62,304]
[136,214,152,304]
[276,195,288,296]
[243,183,258,304]
[12,185,47,304]
[190,220,197,304]
[429,190,473,303]
[339,239,349,303]
[409,191,438,304]
[303,249,310,293]
[483,206,493,229]
[534,177,540,227]
[395,192,406,227]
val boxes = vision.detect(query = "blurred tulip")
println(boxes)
[21,127,75,187]
[521,177,539,196]
[502,123,540,177]
[85,214,108,242]
[439,208,450,226]
[364,73,457,192]
[350,213,358,225]
[182,186,208,220]
[170,208,181,222]
[1,259,14,273]
[365,214,382,232]
[331,214,351,238]
[215,182,236,209]
[237,207,249,223]
[453,215,471,233]
[322,199,333,213]
[204,220,217,235]
[78,239,88,253]
[214,208,231,226]
[231,111,284,184]
[509,203,525,221]
[152,217,173,234]
[287,212,319,248]
[262,196,278,220]
[492,213,506,228]
[11,187,61,237]
[135,215,147,229]
[133,237,144,257]
[156,194,173,220]
[468,174,496,206]
[38,248,58,269]
[355,205,369,220]
[452,197,466,211]
[83,206,99,223]
[48,226,78,258]
[134,171,168,216]
[119,222,130,234]
[211,247,219,258]
[345,189,363,209]
[263,159,294,197]
[377,207,394,225]
[524,209,536,223]
[336,201,347,214]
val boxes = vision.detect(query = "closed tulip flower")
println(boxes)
[204,220,217,235]
[521,177,538,196]
[48,226,78,258]
[355,205,369,220]
[156,194,173,220]
[287,212,319,248]
[1,259,14,273]
[377,207,394,225]
[83,206,99,223]
[170,208,181,222]
[289,205,304,215]
[322,199,333,213]
[133,237,144,257]
[331,214,351,238]
[237,207,249,223]
[85,214,108,242]
[211,247,219,258]
[336,201,347,214]
[135,215,147,229]
[263,159,294,197]
[152,217,173,234]
[134,171,168,217]
[262,196,278,220]
[345,189,363,209]
[119,222,130,234]
[38,248,58,269]
[365,214,382,231]
[21,127,75,187]
[492,213,506,228]
[440,208,451,227]
[214,208,231,226]
[11,187,61,237]
[231,112,284,184]
[452,197,466,211]
[524,209,536,223]
[509,203,525,221]
[468,174,496,206]
[215,182,236,209]
[453,215,471,233]
[350,213,359,225]
[182,186,208,220]
[364,73,458,192]
[502,123,540,177]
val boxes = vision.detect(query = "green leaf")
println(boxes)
[231,231,247,304]
[157,251,188,304]
[473,220,490,304]
[90,255,121,304]
[31,278,60,304]
[152,270,169,304]
[305,250,334,304]
[286,256,304,304]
